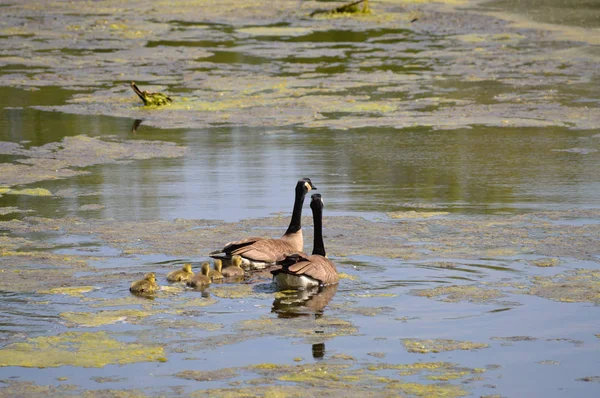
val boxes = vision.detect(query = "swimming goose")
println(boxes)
[221,255,245,278]
[272,193,338,289]
[130,272,158,294]
[166,263,194,283]
[210,178,317,269]
[186,262,211,288]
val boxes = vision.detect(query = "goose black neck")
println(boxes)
[311,203,326,257]
[284,187,306,235]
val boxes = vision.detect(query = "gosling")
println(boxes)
[208,259,224,280]
[130,272,158,294]
[222,255,245,278]
[186,262,211,288]
[166,263,194,283]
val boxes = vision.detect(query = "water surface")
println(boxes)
[0,1,599,397]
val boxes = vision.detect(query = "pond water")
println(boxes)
[0,1,599,397]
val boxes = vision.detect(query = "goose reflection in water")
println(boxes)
[271,283,338,319]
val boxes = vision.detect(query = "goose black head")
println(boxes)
[297,178,317,194]
[310,193,324,210]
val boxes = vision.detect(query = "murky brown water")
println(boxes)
[1,1,599,397]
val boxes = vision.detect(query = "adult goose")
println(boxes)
[272,193,338,289]
[210,178,316,269]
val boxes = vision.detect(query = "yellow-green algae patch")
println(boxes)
[176,368,238,382]
[524,269,600,304]
[59,309,156,327]
[0,135,187,187]
[1,250,94,268]
[387,211,449,219]
[172,297,219,308]
[38,286,95,297]
[210,284,272,299]
[235,315,358,343]
[387,381,469,397]
[0,331,165,368]
[530,258,560,267]
[403,339,489,354]
[5,188,52,196]
[338,272,359,281]
[191,360,479,397]
[413,285,504,303]
[237,27,313,37]
[151,318,223,332]
[0,380,147,397]
[88,296,156,308]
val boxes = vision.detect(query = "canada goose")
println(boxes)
[222,255,245,278]
[210,178,317,269]
[208,259,224,280]
[272,193,338,289]
[130,272,158,294]
[131,81,172,106]
[186,262,211,288]
[166,263,194,283]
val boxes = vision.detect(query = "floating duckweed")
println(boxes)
[530,258,560,267]
[0,331,165,368]
[235,316,358,343]
[389,381,469,397]
[426,371,472,381]
[176,368,238,382]
[5,188,52,196]
[337,272,359,280]
[251,363,280,370]
[174,297,218,307]
[524,269,600,304]
[59,309,155,327]
[403,339,489,354]
[152,318,223,331]
[38,286,95,297]
[413,285,504,303]
[210,284,271,299]
[236,27,313,37]
[88,296,151,307]
[387,211,449,219]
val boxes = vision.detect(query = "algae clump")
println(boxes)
[403,339,489,354]
[413,285,504,303]
[59,309,155,327]
[38,286,95,297]
[5,188,52,196]
[0,331,165,368]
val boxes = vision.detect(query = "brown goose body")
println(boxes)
[210,178,316,269]
[273,193,338,289]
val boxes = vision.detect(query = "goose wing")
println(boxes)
[274,254,338,286]
[209,236,264,256]
[229,238,299,263]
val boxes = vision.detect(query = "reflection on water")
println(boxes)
[1,105,599,222]
[272,284,338,318]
